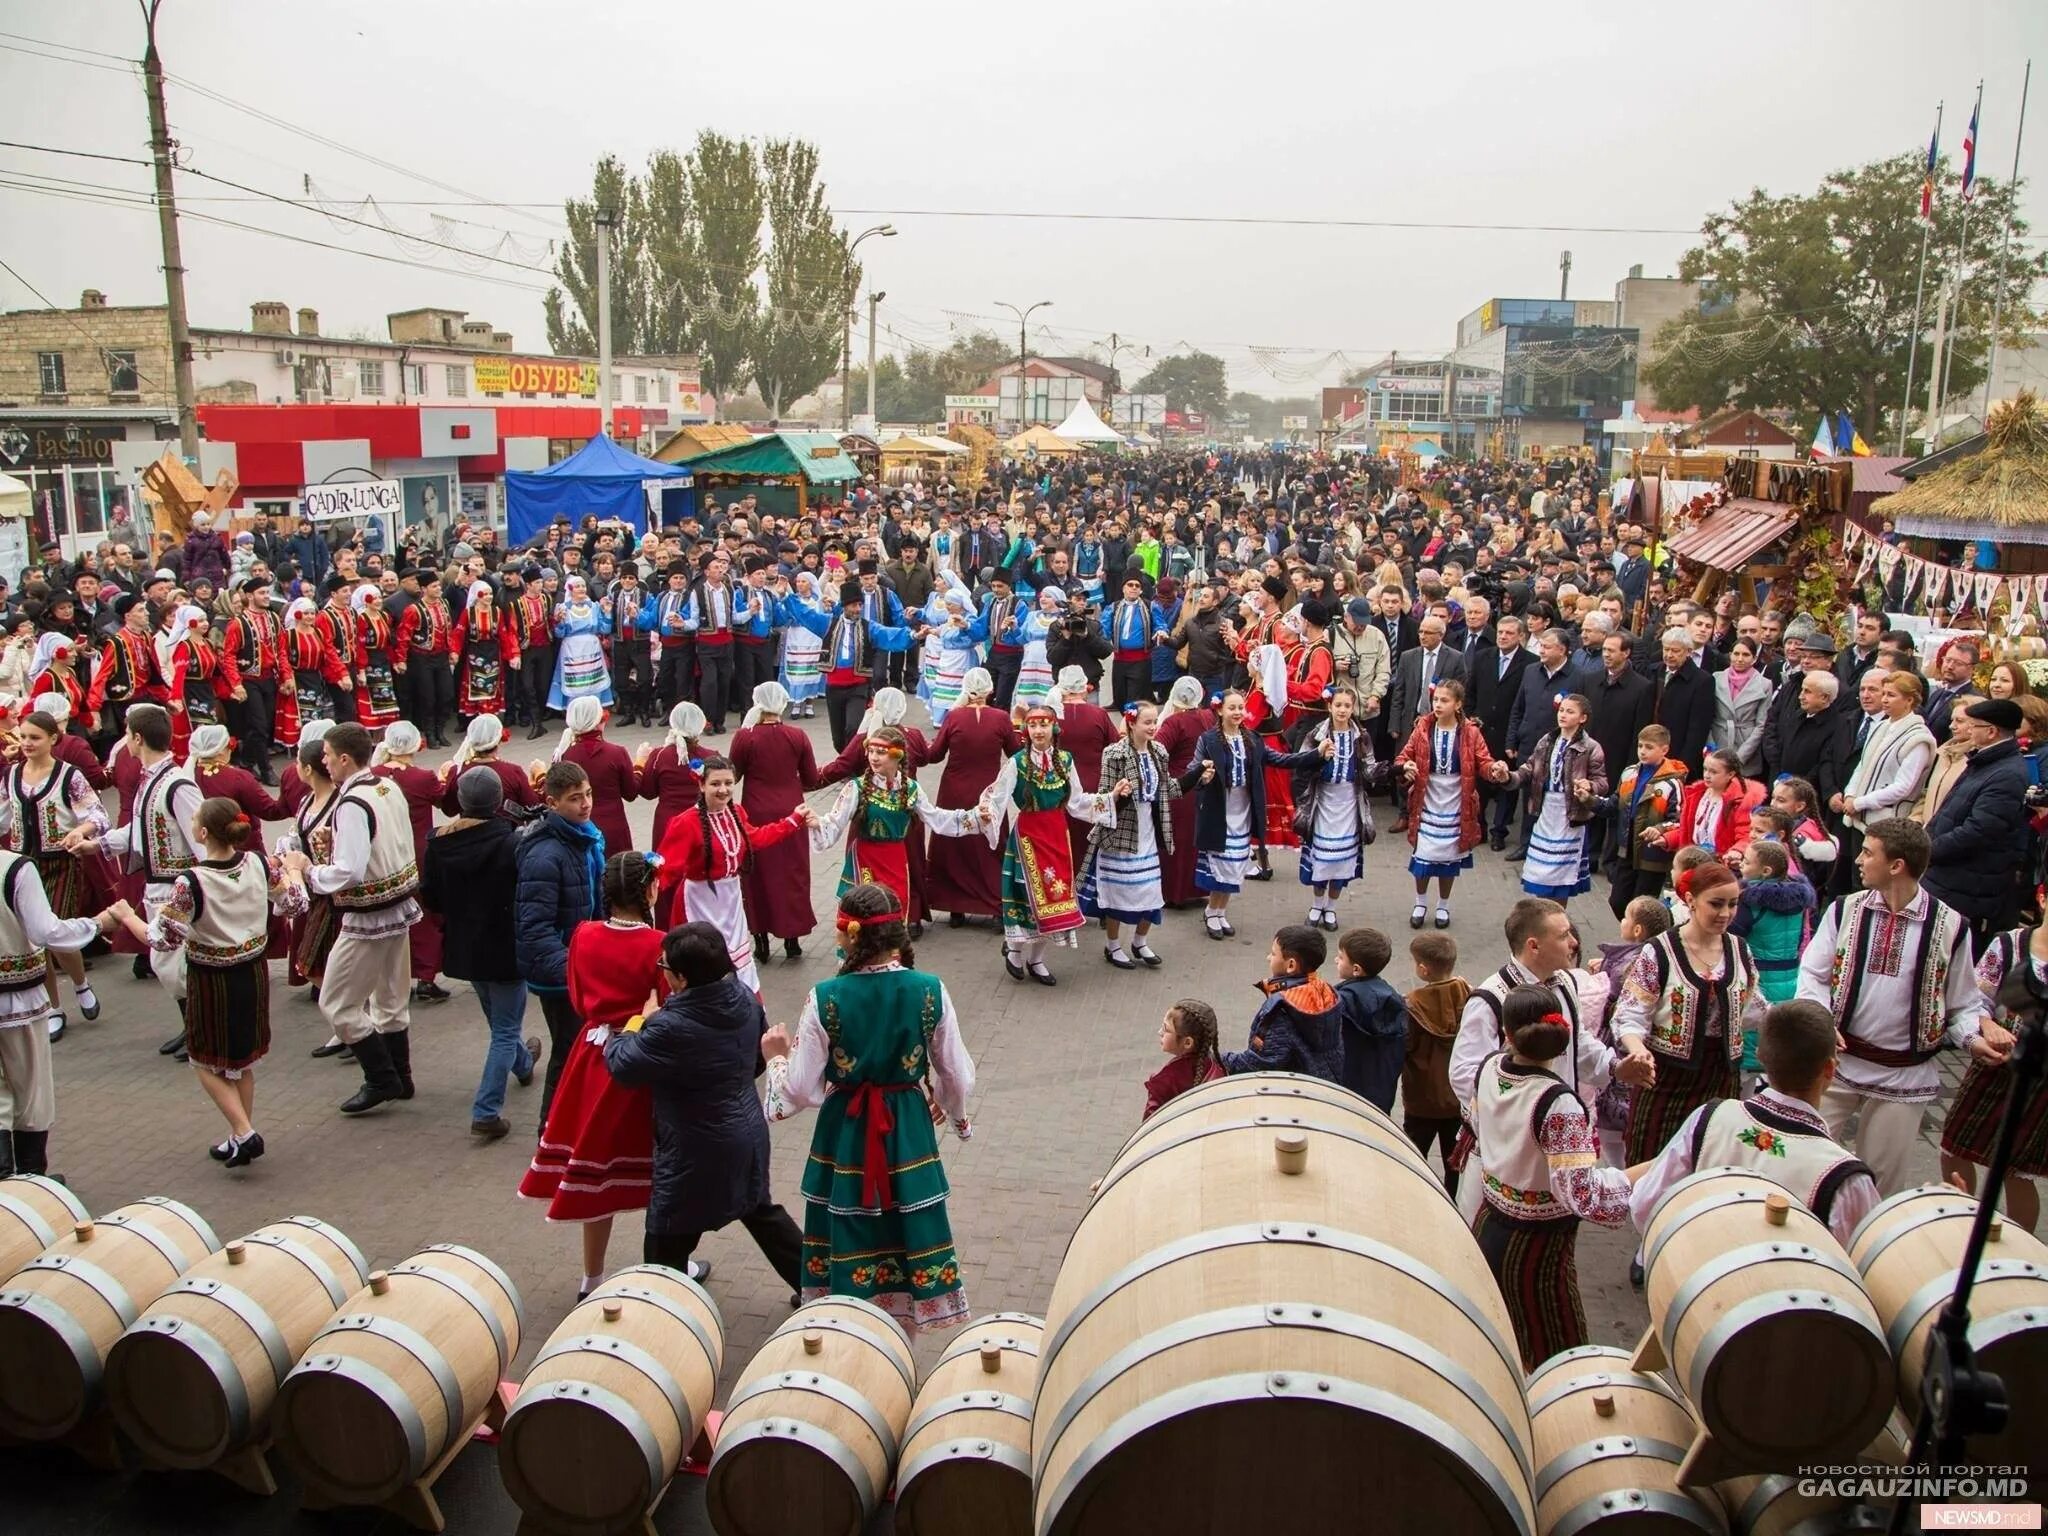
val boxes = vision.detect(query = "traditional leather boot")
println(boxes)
[339,1033,403,1115]
[11,1129,49,1177]
[387,1029,415,1100]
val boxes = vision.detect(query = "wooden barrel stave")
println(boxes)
[0,1175,90,1284]
[500,1264,725,1536]
[1526,1346,1727,1535]
[895,1313,1043,1536]
[0,1197,219,1439]
[1715,1414,1908,1534]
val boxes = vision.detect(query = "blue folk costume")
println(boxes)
[548,580,614,710]
[1271,719,1377,892]
[917,577,986,726]
[1073,539,1107,606]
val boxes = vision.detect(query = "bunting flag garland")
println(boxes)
[1842,522,1863,554]
[1923,563,1948,604]
[1878,543,1902,581]
[1858,540,1881,582]
[1977,571,2001,612]
[1901,560,1925,602]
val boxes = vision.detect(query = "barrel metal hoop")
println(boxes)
[723,1369,899,1465]
[1845,1182,1970,1253]
[1969,1303,2047,1357]
[125,1314,253,1453]
[971,1311,1046,1328]
[0,1189,66,1250]
[1034,1302,1531,1491]
[1524,1367,1685,1418]
[902,1390,1034,1445]
[1091,1116,1450,1216]
[763,1314,915,1397]
[1642,1183,1783,1276]
[503,1378,664,1519]
[1533,1435,1690,1499]
[19,1254,138,1327]
[777,1294,914,1357]
[1684,1291,1886,1413]
[287,1353,429,1485]
[1738,1474,1799,1532]
[600,1264,726,1343]
[1546,1486,1723,1536]
[1039,1221,1522,1402]
[162,1276,295,1388]
[1116,1077,1403,1159]
[135,1196,221,1255]
[709,1416,877,1520]
[1659,1241,1866,1366]
[416,1243,524,1333]
[272,1216,370,1288]
[0,1287,102,1425]
[95,1212,194,1275]
[1888,1263,2045,1358]
[528,1333,692,1444]
[1847,1197,1978,1274]
[389,1260,510,1373]
[896,1433,1032,1497]
[315,1313,463,1448]
[585,1284,723,1378]
[1039,1369,1531,1536]
[936,1332,1040,1368]
[240,1232,349,1307]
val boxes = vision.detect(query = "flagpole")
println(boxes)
[1983,60,2031,420]
[1900,100,1942,455]
[1936,81,1985,423]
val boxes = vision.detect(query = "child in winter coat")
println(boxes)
[1403,932,1469,1194]
[1600,723,1688,920]
[1730,839,1817,1071]
[1145,999,1227,1119]
[1585,896,1673,1144]
[1333,927,1406,1112]
[1223,924,1342,1081]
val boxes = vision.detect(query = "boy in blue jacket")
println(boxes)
[1333,927,1406,1112]
[1224,924,1343,1082]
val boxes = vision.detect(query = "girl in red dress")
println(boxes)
[922,667,1018,926]
[552,695,638,853]
[518,852,671,1297]
[351,584,402,733]
[729,682,819,961]
[654,753,814,993]
[160,604,234,763]
[276,597,347,749]
[26,635,89,731]
[371,722,448,1003]
[452,579,522,724]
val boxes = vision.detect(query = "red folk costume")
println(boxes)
[222,605,284,691]
[451,590,520,717]
[395,594,455,665]
[655,800,809,990]
[161,610,238,763]
[316,597,362,684]
[30,664,88,728]
[816,726,934,922]
[563,730,639,854]
[373,761,445,984]
[923,704,1018,919]
[353,600,402,729]
[519,917,665,1223]
[87,624,167,734]
[276,606,347,747]
[1156,704,1216,906]
[728,719,819,940]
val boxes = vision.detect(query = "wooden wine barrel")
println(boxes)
[500,1264,725,1536]
[1636,1169,1891,1484]
[273,1242,522,1507]
[1525,1346,1727,1535]
[706,1296,916,1536]
[1034,1071,1534,1536]
[104,1215,369,1470]
[1716,1414,1908,1535]
[0,1174,89,1283]
[894,1313,1043,1536]
[0,1196,220,1439]
[1847,1184,2048,1480]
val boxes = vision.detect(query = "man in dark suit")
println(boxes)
[1921,635,1987,746]
[1584,628,1656,868]
[1387,613,1468,830]
[1652,626,1714,779]
[1504,628,1578,857]
[1371,582,1418,663]
[1834,610,1884,693]
[1473,613,1533,851]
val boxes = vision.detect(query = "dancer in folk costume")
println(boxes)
[777,580,919,753]
[919,576,985,726]
[634,703,706,922]
[549,574,614,711]
[1941,922,2047,1233]
[512,565,558,737]
[315,577,363,726]
[728,682,819,961]
[189,722,291,964]
[1242,641,1300,875]
[1270,683,1379,932]
[552,696,638,854]
[1005,586,1065,713]
[1186,687,1271,939]
[653,753,814,995]
[394,571,457,748]
[349,584,403,734]
[26,634,88,730]
[285,725,347,1047]
[1053,666,1123,883]
[1155,677,1215,909]
[981,696,1119,985]
[520,853,676,1296]
[117,797,311,1170]
[160,603,233,764]
[923,668,1017,925]
[87,593,167,746]
[371,722,449,1004]
[763,883,976,1333]
[277,596,347,749]
[440,713,540,816]
[1509,693,1608,906]
[816,688,936,925]
[774,570,827,718]
[811,724,988,926]
[3,708,109,1040]
[220,576,285,781]
[1082,699,1203,970]
[1471,985,1634,1370]
[1395,679,1509,932]
[451,579,521,727]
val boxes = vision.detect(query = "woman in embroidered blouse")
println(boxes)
[1395,680,1510,933]
[1938,923,2047,1235]
[810,724,988,924]
[1081,699,1202,971]
[1471,985,1634,1371]
[762,883,975,1333]
[2,709,110,1040]
[1610,860,1767,1165]
[653,754,813,994]
[1185,688,1269,939]
[549,574,614,712]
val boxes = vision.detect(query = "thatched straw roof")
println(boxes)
[1877,390,2048,546]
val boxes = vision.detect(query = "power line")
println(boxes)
[0,253,168,388]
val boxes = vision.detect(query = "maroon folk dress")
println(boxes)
[922,705,1017,918]
[729,720,819,939]
[1155,707,1215,907]
[1057,700,1123,881]
[564,734,639,855]
[436,753,540,817]
[374,762,445,982]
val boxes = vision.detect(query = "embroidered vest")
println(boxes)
[1691,1096,1871,1229]
[1825,889,1958,1065]
[321,605,360,665]
[330,777,419,910]
[181,854,272,967]
[1642,931,1758,1065]
[0,854,49,991]
[1474,1053,1578,1222]
[99,627,158,702]
[230,609,282,677]
[1469,966,1589,1100]
[132,762,199,882]
[6,762,85,857]
[408,599,449,654]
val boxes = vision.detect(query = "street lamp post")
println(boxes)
[842,225,896,430]
[995,300,1054,430]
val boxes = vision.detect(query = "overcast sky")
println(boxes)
[2,0,2043,396]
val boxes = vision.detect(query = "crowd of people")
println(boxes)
[0,441,2040,1359]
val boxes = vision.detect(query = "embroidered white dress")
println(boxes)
[1522,735,1591,900]
[1197,732,1254,894]
[1082,752,1166,922]
[1409,726,1471,878]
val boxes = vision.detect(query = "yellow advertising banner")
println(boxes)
[472,357,598,397]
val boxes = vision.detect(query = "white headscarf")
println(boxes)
[665,701,706,753]
[1037,586,1065,609]
[28,632,72,687]
[553,694,605,762]
[743,679,791,730]
[189,723,232,762]
[961,666,994,702]
[350,583,379,616]
[373,720,422,764]
[39,693,71,726]
[1160,675,1204,721]
[285,596,316,626]
[1250,642,1288,713]
[155,604,210,673]
[452,712,504,770]
[467,580,492,607]
[1057,665,1091,696]
[856,685,908,737]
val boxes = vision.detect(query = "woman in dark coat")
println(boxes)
[729,683,820,957]
[1154,677,1214,907]
[557,695,639,854]
[602,920,804,1290]
[922,670,1017,924]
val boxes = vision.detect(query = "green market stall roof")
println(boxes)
[677,430,860,486]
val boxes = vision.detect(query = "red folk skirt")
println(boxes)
[926,824,1003,918]
[1163,790,1200,906]
[519,1023,654,1222]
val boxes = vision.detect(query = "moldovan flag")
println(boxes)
[1810,416,1834,460]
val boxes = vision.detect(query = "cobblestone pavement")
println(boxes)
[7,705,1955,1534]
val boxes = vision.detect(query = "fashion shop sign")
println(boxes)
[302,478,403,521]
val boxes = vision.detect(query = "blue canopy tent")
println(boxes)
[504,435,691,546]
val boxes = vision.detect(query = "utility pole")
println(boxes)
[1985,62,2031,421]
[1558,249,1573,302]
[594,205,616,438]
[841,225,896,432]
[865,290,884,427]
[995,300,1053,430]
[139,0,197,461]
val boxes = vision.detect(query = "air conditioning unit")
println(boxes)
[274,348,295,365]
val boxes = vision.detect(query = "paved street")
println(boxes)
[7,704,1954,1534]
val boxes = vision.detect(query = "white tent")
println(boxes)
[1052,401,1122,444]
[0,472,29,521]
